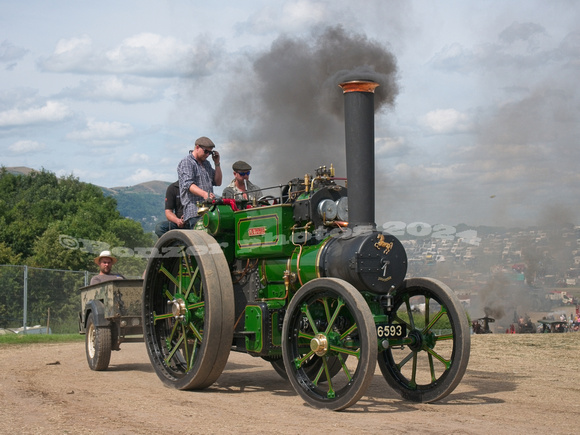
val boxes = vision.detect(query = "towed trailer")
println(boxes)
[78,279,144,370]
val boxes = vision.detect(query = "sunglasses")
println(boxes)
[237,171,250,176]
[199,146,214,155]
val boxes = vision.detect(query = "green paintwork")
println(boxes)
[234,205,295,258]
[245,305,264,352]
[203,204,235,236]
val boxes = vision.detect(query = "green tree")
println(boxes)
[0,168,155,330]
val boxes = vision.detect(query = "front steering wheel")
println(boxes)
[257,195,277,206]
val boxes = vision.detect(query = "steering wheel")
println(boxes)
[257,195,277,206]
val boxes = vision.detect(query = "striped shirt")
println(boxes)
[177,153,216,220]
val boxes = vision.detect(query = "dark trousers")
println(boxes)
[154,221,181,238]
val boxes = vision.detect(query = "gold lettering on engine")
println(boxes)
[374,234,393,255]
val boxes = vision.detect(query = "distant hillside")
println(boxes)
[103,180,170,195]
[4,166,37,176]
[5,166,169,233]
[101,180,171,233]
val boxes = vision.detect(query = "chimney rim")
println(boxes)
[339,80,380,94]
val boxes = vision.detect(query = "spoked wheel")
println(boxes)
[282,278,376,410]
[143,230,234,390]
[378,277,470,403]
[85,312,112,371]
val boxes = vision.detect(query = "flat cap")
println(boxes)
[232,160,252,172]
[195,136,215,148]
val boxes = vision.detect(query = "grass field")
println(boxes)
[0,333,84,346]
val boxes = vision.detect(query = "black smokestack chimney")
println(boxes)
[339,80,379,231]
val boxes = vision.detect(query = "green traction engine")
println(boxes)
[142,80,471,411]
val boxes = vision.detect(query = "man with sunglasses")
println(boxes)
[222,160,262,202]
[177,136,222,228]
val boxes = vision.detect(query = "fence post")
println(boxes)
[23,265,28,334]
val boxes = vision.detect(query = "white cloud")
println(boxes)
[376,136,407,157]
[124,167,171,184]
[0,101,72,127]
[128,153,150,164]
[66,119,134,145]
[236,0,328,35]
[39,33,222,78]
[59,76,162,103]
[8,140,46,154]
[421,109,472,134]
[0,40,28,63]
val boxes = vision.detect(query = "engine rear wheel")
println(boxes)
[378,277,470,403]
[282,278,376,410]
[143,230,234,390]
[85,312,112,371]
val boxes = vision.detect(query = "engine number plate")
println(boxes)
[376,323,406,339]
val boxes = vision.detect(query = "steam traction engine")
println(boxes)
[142,81,470,410]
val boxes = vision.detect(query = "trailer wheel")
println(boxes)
[378,277,470,403]
[143,230,234,390]
[282,278,376,410]
[85,312,112,371]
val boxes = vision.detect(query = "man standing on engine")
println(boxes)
[222,160,263,202]
[177,136,222,229]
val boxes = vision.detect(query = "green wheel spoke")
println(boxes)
[294,350,316,368]
[159,265,180,288]
[164,334,184,366]
[181,249,193,276]
[403,295,415,330]
[425,346,452,369]
[184,266,200,299]
[302,304,320,335]
[410,352,417,387]
[322,298,332,324]
[337,354,352,382]
[298,331,314,341]
[187,320,203,342]
[396,349,415,371]
[168,319,179,342]
[152,311,173,324]
[311,360,325,385]
[423,305,447,334]
[392,314,412,331]
[339,323,358,340]
[180,323,190,369]
[428,353,436,382]
[323,360,336,399]
[328,344,360,358]
[187,301,205,311]
[189,337,199,369]
[324,297,345,335]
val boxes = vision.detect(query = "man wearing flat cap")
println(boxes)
[177,136,222,228]
[222,160,263,202]
[90,250,125,285]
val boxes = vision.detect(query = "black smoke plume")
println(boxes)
[215,25,398,186]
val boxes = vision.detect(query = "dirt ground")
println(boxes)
[1,333,579,435]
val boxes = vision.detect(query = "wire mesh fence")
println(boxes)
[0,265,140,334]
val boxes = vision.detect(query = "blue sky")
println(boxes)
[1,0,579,229]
